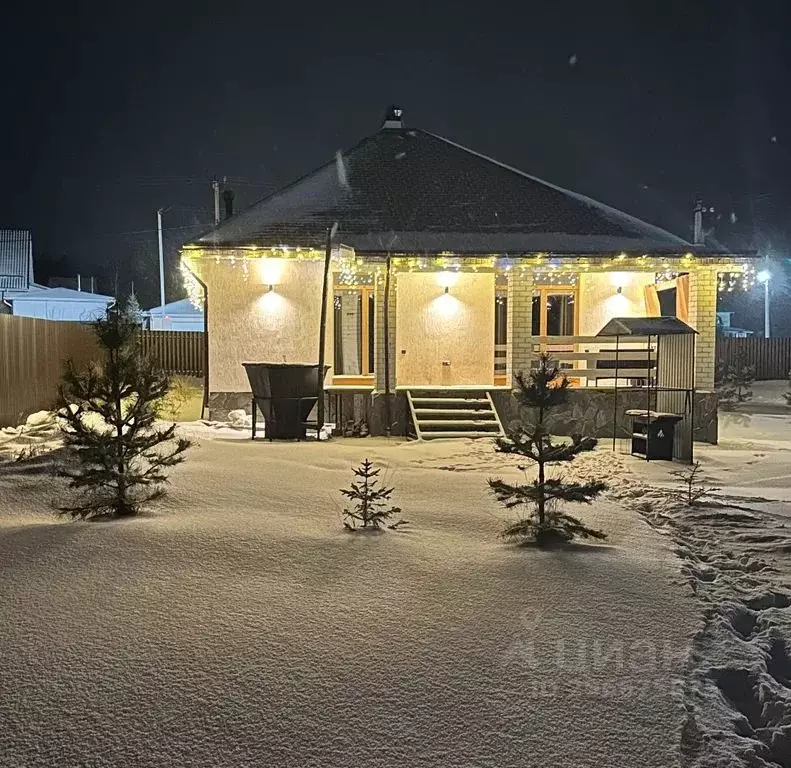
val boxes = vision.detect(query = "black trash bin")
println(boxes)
[243,362,330,440]
[626,409,683,461]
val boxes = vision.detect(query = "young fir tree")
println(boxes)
[716,352,755,404]
[124,290,143,325]
[57,303,190,519]
[488,353,607,546]
[341,459,405,531]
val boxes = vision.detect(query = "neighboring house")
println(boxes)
[716,311,753,338]
[4,286,115,322]
[145,299,204,331]
[0,230,34,292]
[180,107,754,439]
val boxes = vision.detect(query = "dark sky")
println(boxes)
[2,1,789,313]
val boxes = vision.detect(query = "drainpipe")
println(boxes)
[316,224,337,437]
[181,261,209,419]
[383,252,393,436]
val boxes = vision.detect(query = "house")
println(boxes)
[180,107,753,440]
[145,299,204,331]
[4,286,115,322]
[0,230,34,293]
[716,311,753,338]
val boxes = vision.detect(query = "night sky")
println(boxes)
[2,1,789,327]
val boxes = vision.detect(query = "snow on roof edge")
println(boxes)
[423,131,692,248]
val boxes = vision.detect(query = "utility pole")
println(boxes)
[764,278,770,339]
[212,180,221,225]
[157,208,166,310]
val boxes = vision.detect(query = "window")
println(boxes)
[333,287,375,376]
[531,288,577,336]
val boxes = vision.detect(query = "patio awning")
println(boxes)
[596,316,697,337]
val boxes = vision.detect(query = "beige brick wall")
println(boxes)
[687,266,718,391]
[506,271,535,385]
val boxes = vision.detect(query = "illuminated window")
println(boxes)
[333,287,375,376]
[531,288,577,336]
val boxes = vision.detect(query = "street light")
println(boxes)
[757,269,771,338]
[157,208,166,311]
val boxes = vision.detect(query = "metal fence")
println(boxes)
[0,318,205,427]
[0,315,99,426]
[716,336,791,380]
[139,331,205,378]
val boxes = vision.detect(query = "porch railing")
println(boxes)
[494,336,657,386]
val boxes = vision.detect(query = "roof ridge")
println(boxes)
[191,130,381,244]
[422,130,691,247]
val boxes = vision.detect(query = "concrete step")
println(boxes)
[418,420,501,429]
[413,408,497,418]
[420,430,501,440]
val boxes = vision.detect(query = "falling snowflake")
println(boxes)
[335,150,350,188]
[730,212,737,224]
[568,54,578,66]
[395,151,406,160]
[770,135,778,143]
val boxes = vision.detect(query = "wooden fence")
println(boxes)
[139,331,205,378]
[0,315,99,426]
[0,318,205,426]
[716,336,791,380]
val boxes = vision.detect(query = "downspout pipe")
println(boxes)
[181,261,209,420]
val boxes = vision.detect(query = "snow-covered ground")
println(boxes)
[1,406,790,767]
[0,432,699,767]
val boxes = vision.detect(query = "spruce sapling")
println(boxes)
[341,458,406,531]
[57,303,190,519]
[670,461,719,506]
[488,353,607,546]
[717,352,754,404]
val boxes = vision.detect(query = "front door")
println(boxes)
[395,272,494,386]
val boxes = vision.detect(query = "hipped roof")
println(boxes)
[190,123,700,255]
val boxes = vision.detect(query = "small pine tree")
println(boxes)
[57,307,191,519]
[123,291,144,325]
[670,461,719,506]
[488,354,607,546]
[340,459,405,531]
[717,352,754,404]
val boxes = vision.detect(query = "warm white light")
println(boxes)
[258,258,284,287]
[609,271,630,292]
[757,269,771,284]
[436,271,459,290]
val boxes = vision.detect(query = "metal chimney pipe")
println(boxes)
[693,200,704,245]
[222,188,235,219]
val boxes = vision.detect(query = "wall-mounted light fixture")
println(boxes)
[267,284,274,293]
[616,285,623,294]
[436,270,458,294]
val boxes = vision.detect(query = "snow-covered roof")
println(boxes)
[0,230,33,290]
[146,299,203,317]
[6,286,115,303]
[190,121,696,255]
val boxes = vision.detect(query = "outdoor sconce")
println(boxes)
[444,285,449,294]
[616,286,623,294]
[267,285,274,293]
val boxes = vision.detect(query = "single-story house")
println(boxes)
[145,299,204,331]
[0,230,34,292]
[181,107,754,440]
[3,286,115,322]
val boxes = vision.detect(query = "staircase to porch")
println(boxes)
[406,390,505,440]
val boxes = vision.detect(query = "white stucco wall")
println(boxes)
[191,258,333,393]
[395,271,494,386]
[578,272,656,336]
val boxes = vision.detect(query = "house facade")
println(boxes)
[181,109,752,441]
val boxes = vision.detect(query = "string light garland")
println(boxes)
[183,246,757,294]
